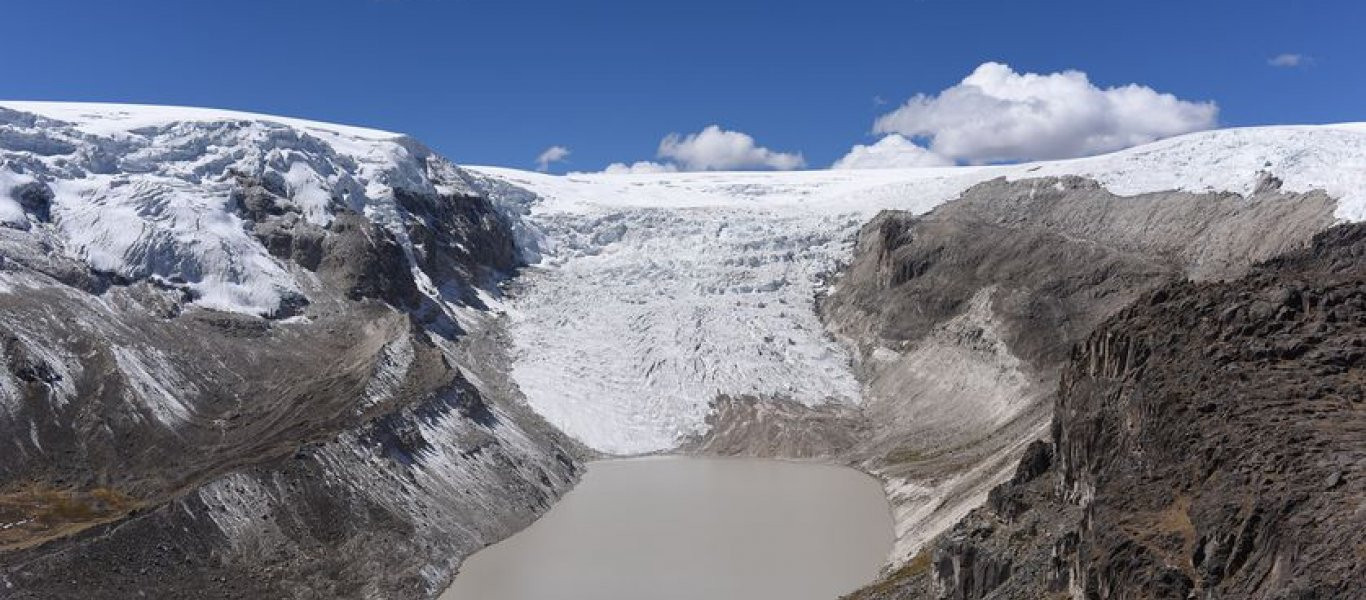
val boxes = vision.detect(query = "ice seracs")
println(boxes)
[0,101,482,315]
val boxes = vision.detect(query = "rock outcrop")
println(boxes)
[852,221,1366,599]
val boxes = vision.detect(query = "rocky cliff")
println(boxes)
[845,217,1366,599]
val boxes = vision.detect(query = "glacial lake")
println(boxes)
[441,457,894,600]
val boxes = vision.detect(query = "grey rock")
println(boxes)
[885,223,1366,599]
[12,181,54,223]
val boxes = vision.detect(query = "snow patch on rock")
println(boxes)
[111,345,201,427]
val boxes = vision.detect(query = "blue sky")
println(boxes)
[2,0,1361,172]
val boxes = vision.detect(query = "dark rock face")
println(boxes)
[12,181,54,223]
[985,441,1052,522]
[879,223,1366,599]
[230,173,328,274]
[320,212,422,307]
[2,335,61,385]
[1053,224,1366,598]
[933,538,1014,600]
[393,189,522,295]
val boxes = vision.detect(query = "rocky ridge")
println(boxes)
[856,222,1366,599]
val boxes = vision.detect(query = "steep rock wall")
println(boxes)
[886,223,1366,600]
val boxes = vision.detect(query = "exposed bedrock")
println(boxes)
[869,222,1366,600]
[674,175,1343,597]
[0,164,583,598]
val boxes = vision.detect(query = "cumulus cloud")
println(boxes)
[657,125,805,171]
[602,160,679,175]
[1268,53,1310,68]
[872,62,1218,164]
[832,134,953,169]
[595,125,805,174]
[535,145,571,171]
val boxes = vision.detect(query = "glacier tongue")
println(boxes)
[505,207,866,454]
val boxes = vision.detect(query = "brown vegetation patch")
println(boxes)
[0,484,141,550]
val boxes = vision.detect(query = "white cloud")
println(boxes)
[832,134,953,169]
[1268,53,1310,68]
[535,145,571,171]
[872,62,1218,164]
[657,125,805,171]
[601,161,679,175]
[595,125,805,174]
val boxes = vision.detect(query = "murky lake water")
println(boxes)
[441,457,893,600]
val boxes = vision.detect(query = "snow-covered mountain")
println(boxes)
[0,101,501,316]
[467,123,1366,454]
